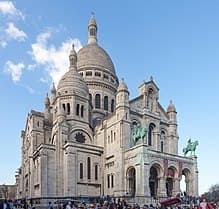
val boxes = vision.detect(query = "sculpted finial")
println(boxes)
[91,11,95,18]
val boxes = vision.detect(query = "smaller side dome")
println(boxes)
[117,78,129,93]
[57,44,89,97]
[167,100,176,113]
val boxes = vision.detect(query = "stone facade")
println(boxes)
[0,184,17,200]
[16,16,198,204]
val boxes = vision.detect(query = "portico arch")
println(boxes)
[166,166,177,197]
[181,168,192,196]
[149,163,163,197]
[126,167,136,196]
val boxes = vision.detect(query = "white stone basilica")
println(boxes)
[16,16,198,203]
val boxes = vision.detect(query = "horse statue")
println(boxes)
[183,138,199,156]
[132,124,148,145]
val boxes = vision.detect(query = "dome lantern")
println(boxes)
[88,14,97,44]
[69,44,77,70]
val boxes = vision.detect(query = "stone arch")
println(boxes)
[148,123,156,146]
[181,167,192,196]
[160,129,167,152]
[166,166,178,197]
[126,166,136,197]
[149,163,163,197]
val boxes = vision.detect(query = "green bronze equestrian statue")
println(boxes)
[132,124,148,145]
[183,138,199,156]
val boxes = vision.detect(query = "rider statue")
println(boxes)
[131,124,148,146]
[183,138,199,157]
[187,138,192,148]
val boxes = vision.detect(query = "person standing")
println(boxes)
[198,198,213,209]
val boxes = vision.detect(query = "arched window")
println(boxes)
[80,163,83,179]
[90,28,96,36]
[161,141,164,152]
[67,103,70,115]
[81,105,84,117]
[95,94,101,109]
[148,123,155,146]
[160,130,166,152]
[62,103,66,111]
[87,157,91,179]
[147,88,153,111]
[111,99,115,112]
[104,96,108,111]
[111,174,114,188]
[89,93,92,106]
[95,165,98,180]
[107,174,110,188]
[149,166,158,197]
[76,104,80,116]
[127,167,136,196]
[111,130,113,143]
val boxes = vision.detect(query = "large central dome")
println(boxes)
[77,43,116,74]
[76,15,119,121]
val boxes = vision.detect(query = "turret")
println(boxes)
[50,82,56,104]
[167,100,177,123]
[57,103,66,124]
[44,94,52,121]
[116,78,130,120]
[69,43,77,70]
[167,100,178,154]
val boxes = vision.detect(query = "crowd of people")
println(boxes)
[47,197,218,209]
[0,197,218,209]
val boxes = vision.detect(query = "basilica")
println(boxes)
[16,16,198,204]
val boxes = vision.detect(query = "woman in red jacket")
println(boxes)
[198,198,213,209]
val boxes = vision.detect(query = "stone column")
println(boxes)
[173,178,180,196]
[158,177,166,197]
[143,162,150,197]
[135,153,143,196]
[193,156,199,196]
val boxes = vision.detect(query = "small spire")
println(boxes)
[69,43,77,70]
[51,82,56,93]
[118,78,129,92]
[91,11,95,18]
[150,75,153,81]
[167,100,176,113]
[88,14,97,44]
[44,93,50,107]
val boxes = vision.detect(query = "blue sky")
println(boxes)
[0,0,219,195]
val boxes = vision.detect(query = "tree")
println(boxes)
[202,184,219,202]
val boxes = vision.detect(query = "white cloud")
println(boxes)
[0,40,7,48]
[5,22,27,41]
[25,85,35,94]
[30,31,82,86]
[39,77,48,83]
[4,60,25,83]
[0,1,24,19]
